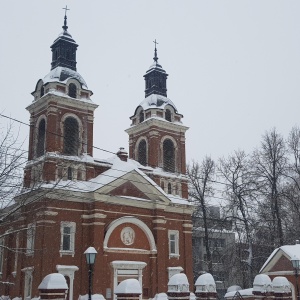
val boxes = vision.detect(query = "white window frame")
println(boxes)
[22,267,34,300]
[168,230,179,258]
[26,224,36,255]
[60,221,76,257]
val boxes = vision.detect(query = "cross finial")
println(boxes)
[62,5,70,31]
[153,39,159,63]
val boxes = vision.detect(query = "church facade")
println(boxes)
[0,15,193,299]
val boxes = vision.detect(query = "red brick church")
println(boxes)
[0,13,193,300]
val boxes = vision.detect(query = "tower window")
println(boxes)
[40,86,44,98]
[68,83,77,98]
[66,50,70,60]
[168,182,172,194]
[67,167,72,180]
[138,140,147,166]
[63,117,79,155]
[139,111,144,123]
[36,119,46,157]
[165,109,171,122]
[163,139,175,172]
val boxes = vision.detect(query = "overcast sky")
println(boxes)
[1,1,300,163]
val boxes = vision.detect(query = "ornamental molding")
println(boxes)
[81,213,107,219]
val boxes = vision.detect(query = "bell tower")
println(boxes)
[126,43,189,198]
[24,11,98,187]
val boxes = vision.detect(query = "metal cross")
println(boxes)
[153,39,159,48]
[62,5,70,17]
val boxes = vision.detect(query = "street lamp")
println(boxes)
[291,255,300,300]
[84,247,97,300]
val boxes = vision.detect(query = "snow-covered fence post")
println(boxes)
[38,273,68,300]
[194,273,217,300]
[114,279,142,300]
[167,273,190,300]
[272,277,292,300]
[253,274,273,300]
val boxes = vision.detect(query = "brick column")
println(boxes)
[195,273,217,300]
[273,276,292,300]
[253,274,273,300]
[38,273,68,300]
[167,273,190,300]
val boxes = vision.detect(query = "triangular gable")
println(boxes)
[109,181,151,200]
[96,169,171,203]
[260,244,300,273]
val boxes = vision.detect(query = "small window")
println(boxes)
[36,119,46,157]
[68,83,77,98]
[168,230,179,257]
[138,140,147,166]
[40,86,44,98]
[163,139,175,172]
[168,183,172,194]
[67,167,72,180]
[24,269,33,300]
[161,181,165,191]
[165,109,171,122]
[139,111,144,123]
[26,224,36,255]
[63,117,79,155]
[60,222,76,256]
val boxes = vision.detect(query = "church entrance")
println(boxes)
[111,261,147,300]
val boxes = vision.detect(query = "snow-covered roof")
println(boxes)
[260,244,300,272]
[38,273,68,290]
[40,155,191,206]
[146,61,166,74]
[139,94,177,111]
[115,279,142,294]
[43,66,88,89]
[227,286,242,293]
[225,288,253,298]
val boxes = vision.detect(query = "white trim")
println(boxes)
[22,267,34,300]
[111,261,146,300]
[168,230,180,258]
[56,265,79,300]
[26,224,36,256]
[104,217,157,254]
[60,221,76,257]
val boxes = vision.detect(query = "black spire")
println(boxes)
[50,6,78,71]
[144,40,168,98]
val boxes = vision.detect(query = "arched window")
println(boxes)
[68,83,77,98]
[66,50,70,59]
[67,167,72,180]
[161,181,165,191]
[36,119,46,157]
[165,109,171,122]
[163,139,175,172]
[168,183,172,194]
[40,86,44,98]
[139,111,144,123]
[138,140,147,166]
[63,117,79,155]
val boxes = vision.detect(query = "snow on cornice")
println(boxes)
[139,94,177,111]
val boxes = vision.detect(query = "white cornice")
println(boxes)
[26,93,98,113]
[125,118,189,135]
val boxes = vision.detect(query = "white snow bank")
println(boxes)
[115,279,142,294]
[225,288,253,298]
[153,293,168,300]
[79,294,105,300]
[38,273,68,290]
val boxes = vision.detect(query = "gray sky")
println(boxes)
[1,0,300,163]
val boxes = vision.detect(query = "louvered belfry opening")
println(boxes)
[163,139,175,172]
[36,119,46,157]
[138,140,147,166]
[63,117,79,155]
[68,83,77,98]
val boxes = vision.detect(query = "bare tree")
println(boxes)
[188,157,215,274]
[219,150,257,287]
[252,128,287,247]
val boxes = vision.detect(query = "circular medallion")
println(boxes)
[121,227,135,245]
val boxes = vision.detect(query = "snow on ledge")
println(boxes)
[38,273,68,290]
[115,279,142,294]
